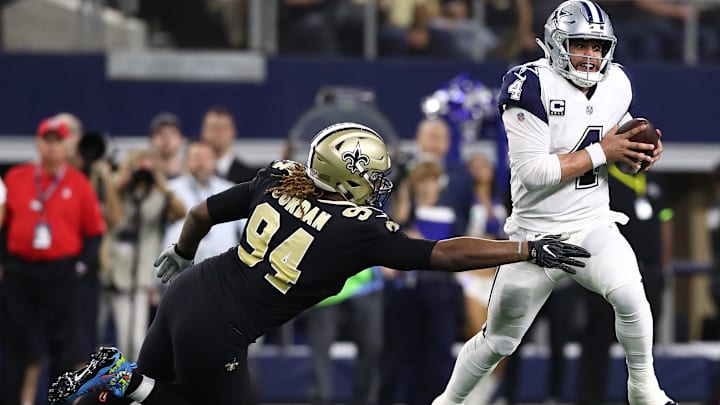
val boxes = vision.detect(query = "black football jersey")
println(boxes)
[201,160,436,340]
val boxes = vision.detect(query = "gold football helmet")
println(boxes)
[307,122,393,207]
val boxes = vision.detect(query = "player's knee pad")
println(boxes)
[459,331,506,371]
[608,282,654,367]
[485,333,521,357]
[608,282,653,332]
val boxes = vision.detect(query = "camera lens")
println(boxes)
[131,169,155,188]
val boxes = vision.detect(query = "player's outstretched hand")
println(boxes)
[155,244,194,283]
[527,234,590,274]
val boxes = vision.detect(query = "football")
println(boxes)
[615,118,658,175]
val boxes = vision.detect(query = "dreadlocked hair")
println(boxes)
[266,162,325,204]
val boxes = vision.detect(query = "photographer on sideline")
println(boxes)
[98,148,185,361]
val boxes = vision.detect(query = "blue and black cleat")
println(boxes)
[48,347,136,404]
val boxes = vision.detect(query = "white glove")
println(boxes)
[155,244,194,283]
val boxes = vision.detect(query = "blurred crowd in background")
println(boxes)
[3,0,717,63]
[91,0,720,63]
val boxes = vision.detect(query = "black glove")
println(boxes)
[527,233,591,274]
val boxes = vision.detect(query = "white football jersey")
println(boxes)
[498,58,633,234]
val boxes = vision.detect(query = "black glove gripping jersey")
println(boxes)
[202,160,437,340]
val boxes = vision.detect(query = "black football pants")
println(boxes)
[78,265,252,405]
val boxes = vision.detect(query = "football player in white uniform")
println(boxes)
[433,1,675,405]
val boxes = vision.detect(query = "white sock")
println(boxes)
[444,333,505,403]
[128,375,155,403]
[628,366,660,390]
[432,392,462,405]
[627,366,672,405]
[465,371,499,405]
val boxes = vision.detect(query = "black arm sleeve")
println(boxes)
[206,181,254,224]
[373,234,437,271]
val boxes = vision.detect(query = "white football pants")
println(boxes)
[440,222,658,403]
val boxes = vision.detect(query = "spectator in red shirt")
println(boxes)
[0,117,106,405]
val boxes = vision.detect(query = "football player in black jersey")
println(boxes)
[49,122,590,405]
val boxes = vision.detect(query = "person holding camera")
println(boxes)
[98,148,185,361]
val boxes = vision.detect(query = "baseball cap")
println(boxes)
[37,117,70,139]
[150,112,181,135]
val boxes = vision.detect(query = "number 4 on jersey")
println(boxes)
[507,77,525,101]
[573,126,603,189]
[506,67,537,101]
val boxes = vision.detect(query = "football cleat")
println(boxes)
[48,347,136,404]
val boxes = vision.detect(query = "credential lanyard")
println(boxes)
[34,164,66,215]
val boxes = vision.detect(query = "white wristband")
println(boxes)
[585,143,607,169]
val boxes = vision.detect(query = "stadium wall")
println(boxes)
[0,54,717,143]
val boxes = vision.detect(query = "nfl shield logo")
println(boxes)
[586,105,593,115]
[517,112,525,121]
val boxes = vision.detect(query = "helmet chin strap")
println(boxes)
[536,38,550,59]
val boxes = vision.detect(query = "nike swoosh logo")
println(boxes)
[542,245,556,258]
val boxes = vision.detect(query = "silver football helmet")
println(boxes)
[307,122,393,207]
[541,0,617,88]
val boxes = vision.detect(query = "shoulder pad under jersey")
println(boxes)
[498,64,547,124]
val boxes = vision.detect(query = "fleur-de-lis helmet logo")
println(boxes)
[342,141,370,174]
